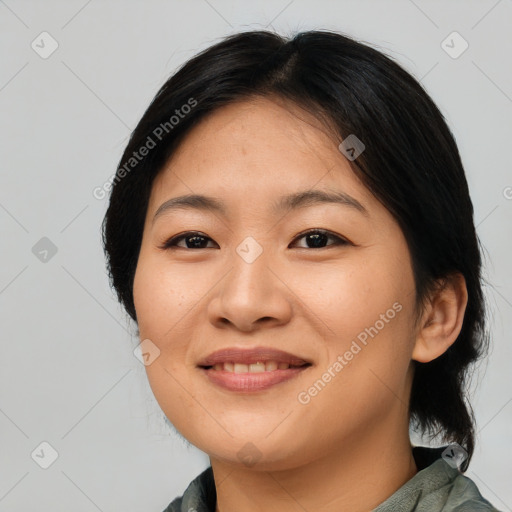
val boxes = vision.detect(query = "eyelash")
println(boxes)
[159,229,351,250]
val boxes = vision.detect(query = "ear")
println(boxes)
[412,273,468,363]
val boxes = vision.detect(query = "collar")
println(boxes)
[169,446,470,512]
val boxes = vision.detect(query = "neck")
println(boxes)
[211,416,417,512]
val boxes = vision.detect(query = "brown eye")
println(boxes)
[160,229,350,251]
[290,229,350,249]
[161,231,217,249]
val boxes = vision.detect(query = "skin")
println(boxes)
[133,96,468,512]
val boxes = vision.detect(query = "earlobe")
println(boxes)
[412,273,468,363]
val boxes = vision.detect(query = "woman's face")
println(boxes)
[133,96,419,470]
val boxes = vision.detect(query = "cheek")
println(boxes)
[133,253,205,436]
[286,254,406,342]
[133,251,201,340]
[295,301,414,444]
[293,251,415,394]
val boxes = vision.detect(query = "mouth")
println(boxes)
[202,360,310,372]
[197,347,313,392]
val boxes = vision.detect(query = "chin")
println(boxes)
[194,431,312,472]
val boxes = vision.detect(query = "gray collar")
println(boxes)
[165,446,499,511]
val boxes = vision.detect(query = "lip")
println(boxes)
[200,366,310,392]
[197,346,311,367]
[197,346,312,393]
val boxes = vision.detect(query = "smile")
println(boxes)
[199,361,311,392]
[209,361,305,372]
[197,346,313,392]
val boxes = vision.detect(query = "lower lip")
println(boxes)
[200,366,310,392]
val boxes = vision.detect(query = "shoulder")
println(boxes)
[161,466,216,512]
[444,469,501,511]
[373,446,502,512]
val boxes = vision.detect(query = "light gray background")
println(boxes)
[1,1,511,510]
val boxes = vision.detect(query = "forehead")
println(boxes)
[172,95,340,162]
[149,96,375,211]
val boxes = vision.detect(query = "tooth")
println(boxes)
[234,363,249,373]
[249,362,265,373]
[213,363,223,371]
[265,361,278,371]
[224,362,234,372]
[278,362,290,370]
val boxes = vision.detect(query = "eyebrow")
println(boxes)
[153,189,369,224]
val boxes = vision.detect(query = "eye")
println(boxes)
[160,231,217,250]
[160,229,351,251]
[290,229,350,249]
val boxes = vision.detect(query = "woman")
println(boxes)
[102,30,500,511]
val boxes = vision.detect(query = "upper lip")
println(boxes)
[197,346,312,367]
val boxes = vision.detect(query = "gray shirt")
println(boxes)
[163,446,501,511]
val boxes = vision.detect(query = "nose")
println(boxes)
[207,243,293,333]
